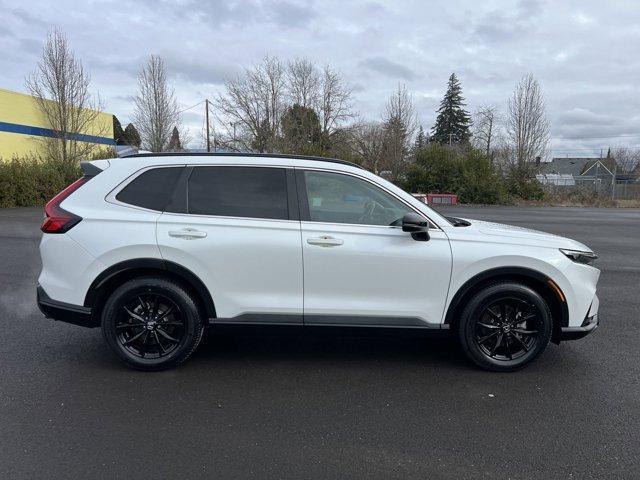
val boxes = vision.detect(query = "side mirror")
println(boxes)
[402,212,430,241]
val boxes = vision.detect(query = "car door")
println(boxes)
[156,165,303,324]
[297,168,452,327]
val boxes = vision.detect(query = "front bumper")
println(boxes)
[560,313,599,341]
[37,284,98,328]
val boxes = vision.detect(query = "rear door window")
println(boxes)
[187,166,289,220]
[116,167,183,211]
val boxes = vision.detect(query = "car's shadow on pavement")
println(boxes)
[185,326,586,375]
[35,319,580,375]
[191,328,472,370]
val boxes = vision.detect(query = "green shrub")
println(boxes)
[505,166,545,201]
[0,155,82,208]
[402,144,507,204]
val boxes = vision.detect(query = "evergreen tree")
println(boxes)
[168,126,182,151]
[281,104,322,155]
[251,119,271,153]
[414,125,427,151]
[123,123,141,147]
[430,73,471,144]
[113,116,126,145]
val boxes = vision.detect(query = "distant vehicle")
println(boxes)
[37,154,600,371]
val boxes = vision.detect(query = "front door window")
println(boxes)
[302,170,411,226]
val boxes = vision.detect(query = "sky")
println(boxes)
[1,0,639,157]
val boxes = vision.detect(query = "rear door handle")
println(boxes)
[307,236,344,247]
[168,228,207,239]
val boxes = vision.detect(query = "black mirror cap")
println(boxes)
[402,212,430,241]
[411,231,430,241]
[402,212,429,231]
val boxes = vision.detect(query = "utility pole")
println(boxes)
[611,147,617,202]
[205,99,210,153]
[595,149,601,195]
[230,122,237,150]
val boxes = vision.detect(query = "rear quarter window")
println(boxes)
[115,167,183,211]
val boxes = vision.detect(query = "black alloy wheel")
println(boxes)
[474,297,541,362]
[102,277,204,371]
[116,293,185,359]
[458,282,553,371]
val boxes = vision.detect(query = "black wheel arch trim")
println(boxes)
[444,267,569,332]
[84,258,216,320]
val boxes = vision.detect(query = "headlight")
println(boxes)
[560,248,598,265]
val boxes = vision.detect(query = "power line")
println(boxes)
[551,133,640,141]
[177,100,205,114]
[549,146,640,152]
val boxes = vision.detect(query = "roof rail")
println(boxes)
[124,152,365,170]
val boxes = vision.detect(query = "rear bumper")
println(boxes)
[560,313,599,341]
[37,284,98,328]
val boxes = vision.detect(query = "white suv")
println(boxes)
[37,154,600,371]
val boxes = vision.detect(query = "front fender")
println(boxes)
[444,248,580,326]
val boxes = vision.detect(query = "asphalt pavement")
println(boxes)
[1,205,639,479]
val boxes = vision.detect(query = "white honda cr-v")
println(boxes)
[37,153,600,371]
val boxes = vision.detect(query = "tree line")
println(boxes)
[25,28,555,202]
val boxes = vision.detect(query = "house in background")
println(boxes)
[537,157,620,186]
[576,157,618,184]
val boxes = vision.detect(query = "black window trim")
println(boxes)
[294,167,441,230]
[164,166,191,213]
[108,163,441,228]
[107,164,186,213]
[178,164,297,222]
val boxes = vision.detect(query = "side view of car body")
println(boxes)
[37,153,600,371]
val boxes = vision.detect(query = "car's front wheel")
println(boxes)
[458,282,553,372]
[101,277,204,371]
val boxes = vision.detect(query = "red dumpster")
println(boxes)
[412,193,458,206]
[427,193,457,206]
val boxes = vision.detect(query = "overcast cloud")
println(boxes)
[1,0,639,156]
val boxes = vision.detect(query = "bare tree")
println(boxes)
[215,56,353,154]
[288,61,354,152]
[610,147,640,174]
[352,121,386,173]
[381,84,417,178]
[473,105,500,157]
[215,56,286,152]
[26,28,107,163]
[287,58,320,109]
[132,55,181,152]
[319,64,353,147]
[506,74,549,169]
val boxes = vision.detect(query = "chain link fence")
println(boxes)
[543,182,640,206]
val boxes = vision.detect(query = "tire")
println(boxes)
[457,282,552,372]
[101,276,205,371]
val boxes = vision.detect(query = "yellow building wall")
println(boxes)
[0,88,114,160]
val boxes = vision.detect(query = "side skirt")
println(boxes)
[209,313,447,330]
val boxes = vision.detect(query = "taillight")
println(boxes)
[41,177,89,234]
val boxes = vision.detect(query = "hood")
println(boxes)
[452,218,592,251]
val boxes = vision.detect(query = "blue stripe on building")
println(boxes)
[0,121,115,146]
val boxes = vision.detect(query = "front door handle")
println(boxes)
[168,228,207,239]
[307,236,344,247]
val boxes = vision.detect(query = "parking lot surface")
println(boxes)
[1,205,639,479]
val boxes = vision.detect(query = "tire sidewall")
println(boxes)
[459,283,552,371]
[101,278,202,370]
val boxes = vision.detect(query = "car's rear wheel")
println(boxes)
[458,282,552,372]
[101,277,204,371]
